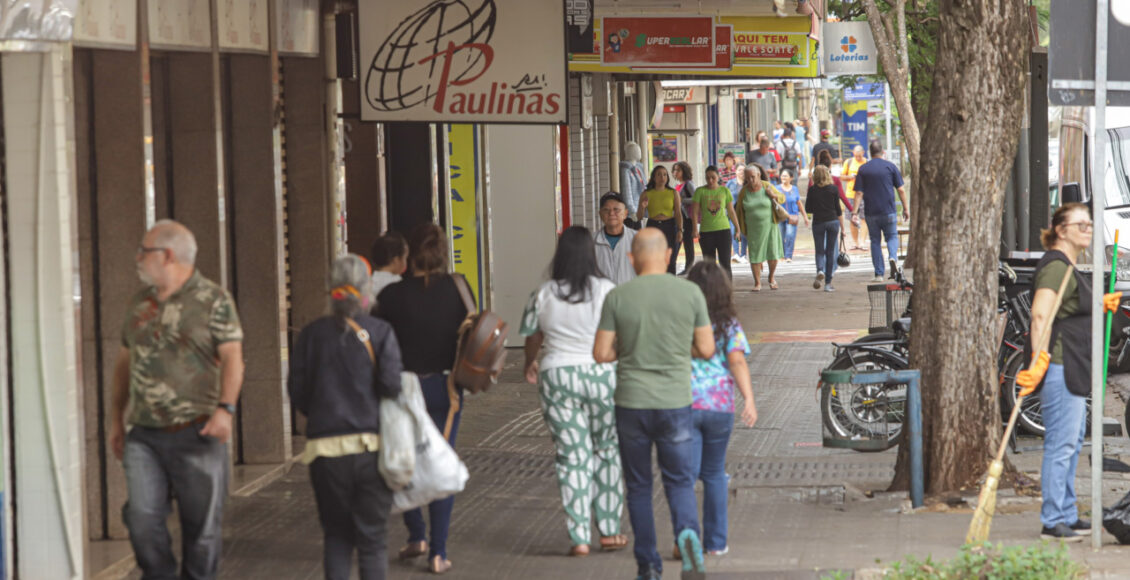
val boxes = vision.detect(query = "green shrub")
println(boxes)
[882,542,1086,580]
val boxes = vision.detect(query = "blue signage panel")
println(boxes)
[844,82,885,101]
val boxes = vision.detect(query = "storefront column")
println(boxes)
[4,45,85,579]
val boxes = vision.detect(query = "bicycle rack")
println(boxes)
[820,368,924,508]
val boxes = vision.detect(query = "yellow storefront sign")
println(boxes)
[447,124,482,306]
[569,16,816,78]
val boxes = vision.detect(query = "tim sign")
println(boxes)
[360,0,567,123]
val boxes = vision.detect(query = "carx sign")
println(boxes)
[824,22,877,75]
[601,16,715,67]
[359,0,568,123]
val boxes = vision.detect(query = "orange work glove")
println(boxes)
[1016,351,1050,397]
[1105,292,1123,314]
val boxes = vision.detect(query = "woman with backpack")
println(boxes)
[289,254,404,580]
[520,226,628,556]
[376,224,469,574]
[684,261,757,556]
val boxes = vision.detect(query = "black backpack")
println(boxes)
[782,140,799,170]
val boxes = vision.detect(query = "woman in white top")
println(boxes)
[520,226,627,557]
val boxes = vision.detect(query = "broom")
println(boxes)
[965,263,1074,544]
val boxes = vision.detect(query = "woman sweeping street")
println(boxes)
[1016,202,1122,542]
[735,165,785,292]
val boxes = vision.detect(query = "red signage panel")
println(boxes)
[601,17,716,66]
[635,24,732,71]
[663,104,686,113]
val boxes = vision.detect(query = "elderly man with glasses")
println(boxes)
[112,219,244,579]
[595,192,638,285]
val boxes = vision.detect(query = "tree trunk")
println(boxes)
[890,0,1030,494]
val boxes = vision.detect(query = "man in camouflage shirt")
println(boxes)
[111,220,244,580]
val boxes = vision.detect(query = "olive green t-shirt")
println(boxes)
[692,186,734,233]
[598,274,710,409]
[1034,260,1079,365]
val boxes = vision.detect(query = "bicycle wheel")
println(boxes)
[822,350,908,451]
[1000,349,1092,437]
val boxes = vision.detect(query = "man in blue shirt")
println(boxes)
[853,141,910,280]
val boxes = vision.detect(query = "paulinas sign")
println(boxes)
[359,0,568,124]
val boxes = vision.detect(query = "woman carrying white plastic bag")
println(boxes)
[288,255,403,580]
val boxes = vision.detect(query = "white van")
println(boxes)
[1057,106,1130,285]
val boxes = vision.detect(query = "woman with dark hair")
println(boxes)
[683,261,756,556]
[376,224,468,574]
[290,254,404,580]
[691,166,741,279]
[673,161,697,275]
[637,165,683,274]
[369,231,409,307]
[520,226,627,556]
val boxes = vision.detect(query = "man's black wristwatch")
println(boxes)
[216,402,237,415]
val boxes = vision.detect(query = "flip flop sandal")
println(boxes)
[770,281,779,290]
[599,535,629,551]
[570,544,590,557]
[677,529,706,580]
[399,541,427,560]
[429,555,452,574]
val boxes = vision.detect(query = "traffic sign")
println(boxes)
[1049,0,1130,106]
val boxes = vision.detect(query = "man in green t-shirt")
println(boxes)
[594,228,715,579]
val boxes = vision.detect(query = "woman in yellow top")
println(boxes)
[735,165,786,292]
[841,146,868,250]
[637,165,684,274]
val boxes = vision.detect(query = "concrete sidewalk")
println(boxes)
[105,266,1130,579]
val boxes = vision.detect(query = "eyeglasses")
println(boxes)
[1062,222,1094,232]
[137,245,167,255]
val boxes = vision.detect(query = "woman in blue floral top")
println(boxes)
[684,261,758,556]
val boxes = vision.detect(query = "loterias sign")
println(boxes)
[360,0,567,124]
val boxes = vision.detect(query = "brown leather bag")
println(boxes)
[448,274,509,394]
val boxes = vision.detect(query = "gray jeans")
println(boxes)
[123,422,229,580]
[310,451,393,580]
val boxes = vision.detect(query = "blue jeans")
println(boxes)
[812,220,841,284]
[1040,363,1087,527]
[616,406,699,575]
[865,212,900,276]
[123,422,230,580]
[689,410,734,552]
[730,221,747,257]
[779,220,798,259]
[404,374,464,560]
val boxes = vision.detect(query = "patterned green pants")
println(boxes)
[539,363,624,546]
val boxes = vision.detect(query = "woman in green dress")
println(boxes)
[735,165,785,291]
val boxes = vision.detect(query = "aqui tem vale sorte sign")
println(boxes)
[359,0,568,124]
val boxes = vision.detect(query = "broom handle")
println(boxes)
[993,264,1075,463]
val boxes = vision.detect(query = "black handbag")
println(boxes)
[837,231,851,267]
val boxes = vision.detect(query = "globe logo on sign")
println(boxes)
[366,0,497,112]
[840,36,858,53]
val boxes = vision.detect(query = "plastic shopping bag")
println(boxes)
[390,372,469,514]
[1103,489,1130,544]
[378,372,418,490]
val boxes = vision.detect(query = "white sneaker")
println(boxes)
[871,276,885,282]
[738,256,749,264]
[813,272,824,289]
